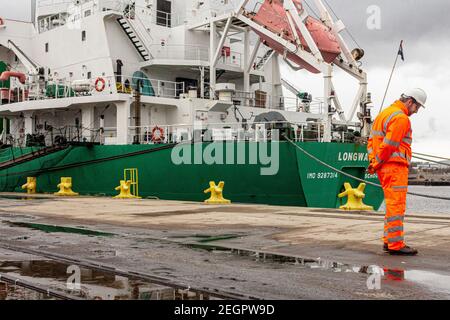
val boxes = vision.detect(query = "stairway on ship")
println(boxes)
[0,145,70,171]
[117,17,151,62]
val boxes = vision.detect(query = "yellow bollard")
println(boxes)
[113,169,140,199]
[204,181,231,204]
[338,182,374,211]
[21,177,37,194]
[114,180,140,199]
[54,177,79,196]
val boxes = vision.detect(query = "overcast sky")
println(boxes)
[283,0,450,158]
[2,0,450,157]
[1,0,32,21]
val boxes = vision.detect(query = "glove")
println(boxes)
[367,163,376,175]
[367,159,379,175]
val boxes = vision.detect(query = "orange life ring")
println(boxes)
[151,126,165,143]
[95,77,106,92]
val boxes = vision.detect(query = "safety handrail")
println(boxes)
[123,5,153,56]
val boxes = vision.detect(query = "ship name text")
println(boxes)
[338,152,368,162]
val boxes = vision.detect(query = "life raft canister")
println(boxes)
[95,77,106,92]
[151,126,165,143]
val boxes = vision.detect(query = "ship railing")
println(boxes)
[126,121,359,145]
[186,0,240,25]
[37,0,101,33]
[149,44,209,62]
[38,0,74,7]
[231,91,323,114]
[153,9,176,28]
[100,0,182,27]
[148,44,243,68]
[114,75,185,98]
[123,7,154,53]
[127,122,289,145]
[3,123,110,148]
[2,75,185,104]
[37,12,69,33]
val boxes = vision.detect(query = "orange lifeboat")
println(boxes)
[249,0,341,73]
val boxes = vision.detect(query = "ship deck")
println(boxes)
[1,193,450,299]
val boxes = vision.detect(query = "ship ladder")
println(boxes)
[124,168,139,198]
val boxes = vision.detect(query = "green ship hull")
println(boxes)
[0,142,384,210]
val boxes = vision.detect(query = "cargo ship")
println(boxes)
[0,0,383,209]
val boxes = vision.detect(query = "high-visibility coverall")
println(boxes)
[367,100,412,250]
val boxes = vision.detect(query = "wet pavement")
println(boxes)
[1,193,450,300]
[0,250,213,300]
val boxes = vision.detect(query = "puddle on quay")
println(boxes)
[0,260,212,300]
[186,244,450,295]
[0,281,59,300]
[4,221,115,237]
[391,269,450,296]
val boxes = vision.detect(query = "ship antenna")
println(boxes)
[378,40,404,114]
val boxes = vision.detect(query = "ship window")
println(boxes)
[82,31,86,41]
[87,72,92,79]
[84,10,91,17]
[45,43,49,52]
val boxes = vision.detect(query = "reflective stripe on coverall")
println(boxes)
[367,100,412,251]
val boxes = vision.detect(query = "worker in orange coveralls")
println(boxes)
[367,89,427,256]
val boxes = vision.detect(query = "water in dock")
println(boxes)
[379,186,450,214]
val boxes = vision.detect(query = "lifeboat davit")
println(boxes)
[249,0,341,73]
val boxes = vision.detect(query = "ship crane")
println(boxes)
[7,40,42,77]
[233,0,372,140]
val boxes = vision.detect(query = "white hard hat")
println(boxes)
[402,88,427,108]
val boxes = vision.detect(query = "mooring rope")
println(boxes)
[283,135,450,201]
[413,152,450,162]
[412,155,450,166]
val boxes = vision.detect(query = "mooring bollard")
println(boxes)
[338,182,373,211]
[21,177,37,194]
[204,181,231,204]
[54,177,79,196]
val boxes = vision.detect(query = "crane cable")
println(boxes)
[412,155,450,167]
[283,135,450,201]
[322,0,362,50]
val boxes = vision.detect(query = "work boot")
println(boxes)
[383,243,389,252]
[388,246,418,256]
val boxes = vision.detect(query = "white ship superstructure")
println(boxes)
[0,0,372,147]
